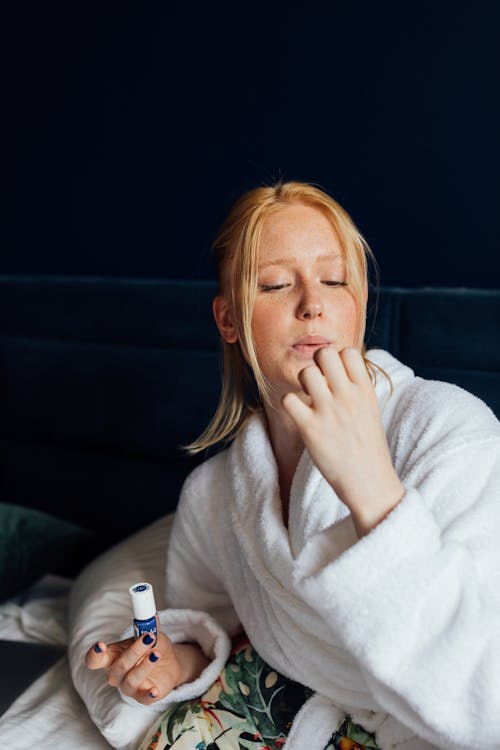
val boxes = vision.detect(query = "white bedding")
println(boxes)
[0,575,110,750]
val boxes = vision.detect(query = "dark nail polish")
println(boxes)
[149,652,159,663]
[143,633,154,645]
[94,643,103,653]
[149,691,157,699]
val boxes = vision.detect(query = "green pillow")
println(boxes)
[0,502,95,603]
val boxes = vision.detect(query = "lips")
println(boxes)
[292,335,331,358]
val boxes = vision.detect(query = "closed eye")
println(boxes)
[258,283,291,292]
[322,281,348,287]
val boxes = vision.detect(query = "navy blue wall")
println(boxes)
[4,1,500,287]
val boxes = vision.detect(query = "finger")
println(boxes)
[122,644,181,703]
[339,347,371,384]
[134,675,175,705]
[298,364,331,403]
[86,641,110,670]
[86,639,133,670]
[135,687,163,705]
[120,649,163,697]
[314,347,351,392]
[107,633,159,688]
[282,391,312,427]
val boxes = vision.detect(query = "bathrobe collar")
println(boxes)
[228,349,415,586]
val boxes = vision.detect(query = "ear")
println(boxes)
[213,295,239,344]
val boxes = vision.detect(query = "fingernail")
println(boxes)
[94,643,103,653]
[149,691,157,699]
[149,652,159,663]
[143,633,154,645]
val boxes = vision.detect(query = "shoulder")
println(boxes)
[368,350,500,472]
[182,449,229,491]
[178,448,230,517]
[368,347,498,431]
[176,413,268,521]
[393,372,499,444]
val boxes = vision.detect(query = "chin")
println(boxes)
[277,375,304,397]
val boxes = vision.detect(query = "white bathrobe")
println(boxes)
[140,349,500,750]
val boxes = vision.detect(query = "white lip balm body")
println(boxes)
[129,582,158,640]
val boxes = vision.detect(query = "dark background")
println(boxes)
[3,1,500,287]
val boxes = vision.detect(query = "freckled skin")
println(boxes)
[86,201,405,704]
[251,203,359,408]
[250,203,404,537]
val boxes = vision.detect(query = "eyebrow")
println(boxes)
[258,253,343,269]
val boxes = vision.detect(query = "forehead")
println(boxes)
[258,203,342,263]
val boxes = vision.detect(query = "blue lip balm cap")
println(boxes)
[129,582,158,640]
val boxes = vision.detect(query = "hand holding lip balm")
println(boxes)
[86,577,210,704]
[129,582,158,641]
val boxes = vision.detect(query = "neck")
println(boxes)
[264,404,302,460]
[263,401,304,526]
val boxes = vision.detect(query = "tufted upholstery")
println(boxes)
[1,277,499,551]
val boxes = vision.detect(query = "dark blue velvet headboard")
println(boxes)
[1,277,498,550]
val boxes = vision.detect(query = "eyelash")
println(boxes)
[259,281,348,292]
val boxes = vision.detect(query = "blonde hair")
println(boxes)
[186,181,383,454]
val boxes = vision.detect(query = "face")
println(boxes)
[249,202,359,401]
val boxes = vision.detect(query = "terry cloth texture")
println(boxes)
[138,635,380,750]
[127,349,500,750]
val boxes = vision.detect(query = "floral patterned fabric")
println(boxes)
[139,635,380,750]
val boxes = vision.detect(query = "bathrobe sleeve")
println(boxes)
[165,453,241,636]
[293,380,500,749]
[120,454,237,712]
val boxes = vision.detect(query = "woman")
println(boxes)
[87,182,500,750]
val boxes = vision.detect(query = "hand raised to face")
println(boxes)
[281,347,405,537]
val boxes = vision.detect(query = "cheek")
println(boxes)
[337,296,360,345]
[251,319,273,358]
[251,301,283,340]
[250,303,286,365]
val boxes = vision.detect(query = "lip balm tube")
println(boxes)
[129,582,158,640]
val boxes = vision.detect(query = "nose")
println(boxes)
[296,285,323,320]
